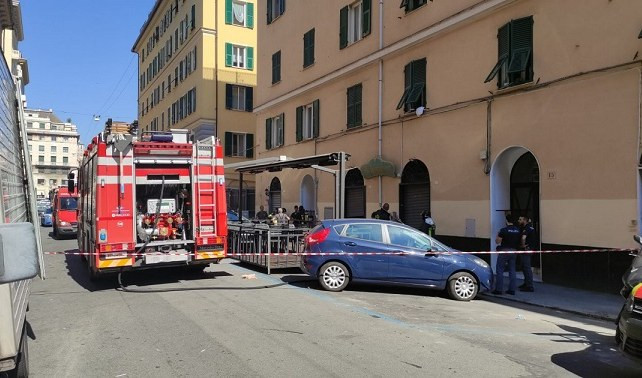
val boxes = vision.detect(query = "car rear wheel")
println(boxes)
[447,272,478,301]
[318,261,349,292]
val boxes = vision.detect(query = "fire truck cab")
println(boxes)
[73,121,227,279]
[51,186,79,238]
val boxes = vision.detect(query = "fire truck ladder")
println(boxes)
[195,138,218,237]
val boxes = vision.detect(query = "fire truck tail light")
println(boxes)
[99,243,134,253]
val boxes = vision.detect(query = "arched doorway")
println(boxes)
[399,160,430,230]
[491,147,541,278]
[300,175,315,214]
[268,177,281,213]
[344,169,366,218]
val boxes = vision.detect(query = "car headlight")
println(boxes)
[473,257,489,269]
[59,221,70,226]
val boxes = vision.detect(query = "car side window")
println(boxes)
[344,224,383,243]
[387,226,432,250]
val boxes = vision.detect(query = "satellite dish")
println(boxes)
[415,107,425,117]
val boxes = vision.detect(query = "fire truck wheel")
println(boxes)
[87,263,100,282]
[7,322,29,378]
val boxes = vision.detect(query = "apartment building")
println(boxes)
[255,0,642,290]
[133,0,258,216]
[25,109,81,198]
[0,0,28,103]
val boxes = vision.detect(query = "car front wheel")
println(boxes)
[318,261,349,292]
[447,272,478,301]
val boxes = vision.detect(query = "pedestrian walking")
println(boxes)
[493,214,521,295]
[518,215,537,292]
[371,203,391,220]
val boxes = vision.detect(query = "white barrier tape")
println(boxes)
[44,248,637,257]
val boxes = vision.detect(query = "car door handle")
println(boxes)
[344,241,357,247]
[394,250,410,256]
[425,253,437,257]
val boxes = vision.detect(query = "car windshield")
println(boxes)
[60,197,78,210]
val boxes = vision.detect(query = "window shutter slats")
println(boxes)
[510,16,533,51]
[225,43,233,66]
[296,106,303,142]
[267,0,273,24]
[347,87,355,127]
[247,2,254,29]
[246,134,254,158]
[246,87,254,112]
[278,113,285,146]
[498,23,510,59]
[362,0,372,37]
[313,99,320,138]
[225,84,233,109]
[266,118,272,150]
[340,6,348,49]
[247,46,254,70]
[224,132,232,156]
[355,84,362,126]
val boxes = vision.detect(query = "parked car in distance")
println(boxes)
[40,207,53,227]
[301,219,493,301]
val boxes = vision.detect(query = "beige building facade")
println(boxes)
[255,0,642,290]
[133,0,258,216]
[0,0,28,104]
[25,109,81,198]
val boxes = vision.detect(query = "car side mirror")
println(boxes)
[0,223,40,284]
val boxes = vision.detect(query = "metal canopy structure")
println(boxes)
[225,152,350,219]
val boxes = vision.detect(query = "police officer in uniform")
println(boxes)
[371,203,391,221]
[519,215,537,292]
[493,214,522,295]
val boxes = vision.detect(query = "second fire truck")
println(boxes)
[71,120,228,279]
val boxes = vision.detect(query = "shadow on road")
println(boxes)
[64,251,233,292]
[534,323,642,377]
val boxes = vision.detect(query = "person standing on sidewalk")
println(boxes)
[493,214,522,295]
[519,215,537,292]
[371,203,391,220]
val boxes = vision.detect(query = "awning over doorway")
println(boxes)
[360,156,396,179]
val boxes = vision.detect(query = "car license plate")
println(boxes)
[145,254,188,264]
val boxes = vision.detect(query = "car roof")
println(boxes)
[322,219,409,227]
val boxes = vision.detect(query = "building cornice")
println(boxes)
[254,0,518,113]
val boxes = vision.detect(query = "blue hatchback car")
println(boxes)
[301,219,493,301]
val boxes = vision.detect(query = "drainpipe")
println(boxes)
[377,0,384,206]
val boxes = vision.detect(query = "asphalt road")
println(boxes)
[26,227,642,377]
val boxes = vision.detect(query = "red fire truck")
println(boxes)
[51,186,79,238]
[71,121,227,279]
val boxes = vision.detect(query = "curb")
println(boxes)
[480,293,618,323]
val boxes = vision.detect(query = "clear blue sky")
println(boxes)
[21,0,156,144]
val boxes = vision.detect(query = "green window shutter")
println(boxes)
[280,0,285,14]
[193,46,197,70]
[191,4,196,29]
[408,58,426,108]
[225,43,233,66]
[484,23,510,83]
[272,51,281,83]
[224,132,232,156]
[245,87,253,112]
[312,99,320,138]
[507,16,533,78]
[340,6,348,49]
[225,84,233,109]
[310,29,315,65]
[225,0,233,24]
[396,63,412,110]
[266,118,273,150]
[267,0,273,24]
[247,46,254,70]
[355,84,362,126]
[362,0,371,37]
[347,87,355,127]
[247,3,254,28]
[296,106,303,142]
[245,134,254,158]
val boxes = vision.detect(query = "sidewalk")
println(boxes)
[482,280,623,322]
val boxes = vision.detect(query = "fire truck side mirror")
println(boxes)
[0,223,40,284]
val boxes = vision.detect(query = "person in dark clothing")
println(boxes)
[493,214,522,295]
[518,215,537,292]
[371,203,391,220]
[256,205,269,221]
[291,205,302,227]
[419,210,436,236]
